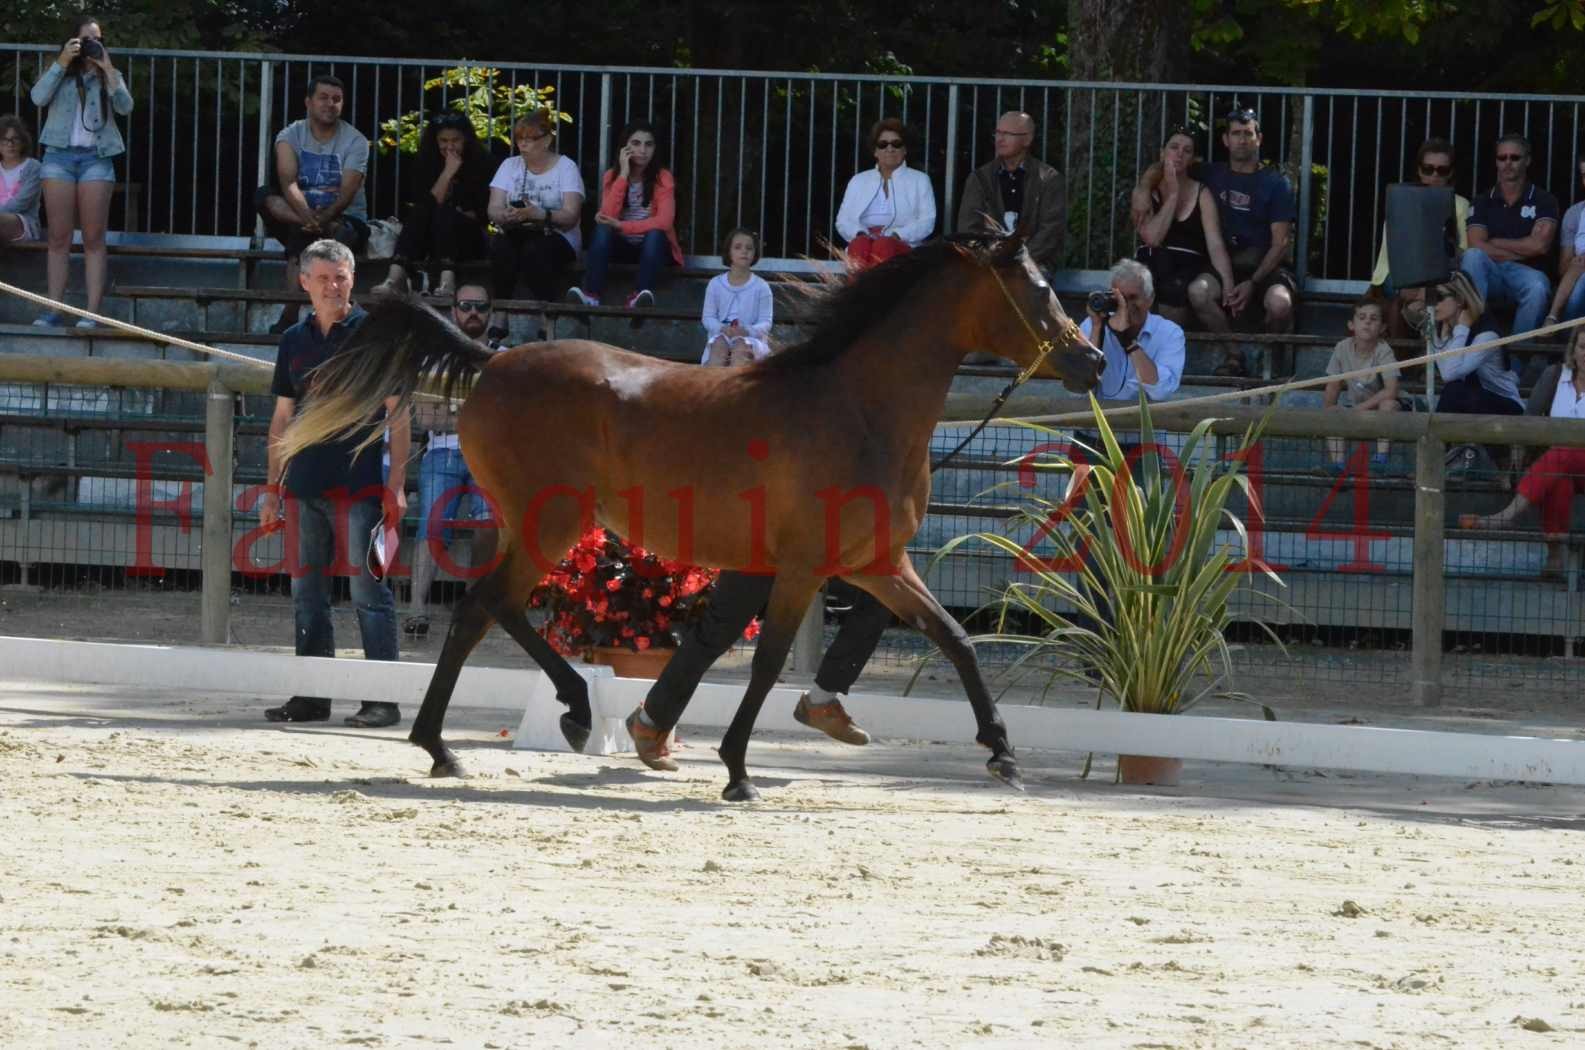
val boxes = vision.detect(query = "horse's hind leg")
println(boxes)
[843,556,1023,791]
[717,574,822,802]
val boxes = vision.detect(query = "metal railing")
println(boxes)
[9,44,1585,284]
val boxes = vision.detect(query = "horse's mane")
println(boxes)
[763,233,1015,371]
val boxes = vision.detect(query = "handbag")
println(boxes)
[365,217,402,260]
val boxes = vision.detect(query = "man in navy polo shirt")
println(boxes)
[1458,133,1558,337]
[260,238,411,728]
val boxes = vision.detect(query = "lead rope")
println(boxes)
[930,264,1061,472]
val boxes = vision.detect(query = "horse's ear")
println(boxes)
[989,227,1026,264]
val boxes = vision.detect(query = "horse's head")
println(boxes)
[960,231,1104,394]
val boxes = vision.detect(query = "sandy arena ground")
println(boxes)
[3,671,1585,1050]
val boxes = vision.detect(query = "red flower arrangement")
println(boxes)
[530,527,743,655]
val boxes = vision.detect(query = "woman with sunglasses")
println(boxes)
[566,120,681,311]
[377,114,492,299]
[486,109,584,304]
[1370,138,1469,337]
[29,13,133,327]
[0,116,42,251]
[834,118,936,271]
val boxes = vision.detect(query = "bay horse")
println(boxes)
[279,231,1103,800]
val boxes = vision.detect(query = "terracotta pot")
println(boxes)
[1116,754,1183,786]
[583,645,676,680]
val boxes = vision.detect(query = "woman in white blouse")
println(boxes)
[1460,326,1585,578]
[834,118,936,271]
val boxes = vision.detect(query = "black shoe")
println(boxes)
[344,702,401,728]
[264,695,331,722]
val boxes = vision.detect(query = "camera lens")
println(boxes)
[1087,290,1117,315]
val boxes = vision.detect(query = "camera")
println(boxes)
[508,198,528,210]
[78,37,104,60]
[1087,289,1119,317]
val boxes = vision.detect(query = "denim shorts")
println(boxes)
[40,146,116,183]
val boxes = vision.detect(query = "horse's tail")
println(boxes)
[278,293,497,463]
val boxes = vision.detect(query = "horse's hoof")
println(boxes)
[559,713,592,754]
[429,754,466,779]
[987,753,1025,793]
[721,778,761,802]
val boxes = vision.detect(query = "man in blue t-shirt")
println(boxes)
[260,239,411,729]
[1458,133,1558,337]
[1131,108,1297,377]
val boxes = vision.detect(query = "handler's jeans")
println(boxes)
[642,570,894,731]
[291,495,398,661]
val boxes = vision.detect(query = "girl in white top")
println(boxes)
[702,228,774,366]
[486,109,584,302]
[834,118,936,270]
[0,116,42,244]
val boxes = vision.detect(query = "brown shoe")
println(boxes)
[624,707,679,772]
[793,693,871,746]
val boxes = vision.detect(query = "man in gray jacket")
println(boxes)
[957,111,1066,272]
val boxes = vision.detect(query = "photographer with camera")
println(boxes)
[1079,258,1185,403]
[487,109,584,307]
[29,14,133,328]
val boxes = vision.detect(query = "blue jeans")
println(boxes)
[40,146,116,183]
[416,446,483,544]
[1458,248,1551,335]
[291,495,398,661]
[581,226,672,297]
[1559,274,1585,323]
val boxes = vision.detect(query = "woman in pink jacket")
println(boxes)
[566,120,683,310]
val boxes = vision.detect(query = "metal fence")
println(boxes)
[9,44,1585,283]
[3,355,1583,703]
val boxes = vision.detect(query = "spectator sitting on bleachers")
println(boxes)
[1458,133,1557,339]
[487,109,584,305]
[376,114,491,300]
[1431,269,1523,415]
[405,281,502,638]
[1460,326,1585,578]
[1132,106,1298,378]
[1078,258,1184,403]
[1545,157,1585,328]
[29,15,133,329]
[957,111,1065,273]
[1321,295,1401,471]
[1132,127,1236,330]
[1370,138,1469,337]
[701,227,773,366]
[565,120,681,312]
[834,117,936,272]
[255,74,370,333]
[0,116,42,250]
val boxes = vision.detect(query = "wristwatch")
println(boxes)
[1126,342,1145,356]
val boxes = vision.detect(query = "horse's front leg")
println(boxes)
[717,574,823,801]
[844,557,1023,792]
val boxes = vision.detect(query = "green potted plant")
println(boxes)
[376,66,571,156]
[936,394,1284,785]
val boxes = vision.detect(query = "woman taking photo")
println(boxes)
[377,113,492,298]
[566,120,681,310]
[29,13,133,327]
[834,117,935,271]
[486,109,583,303]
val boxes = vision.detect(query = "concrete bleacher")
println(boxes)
[1,235,1579,636]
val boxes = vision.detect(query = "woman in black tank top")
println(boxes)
[1134,130,1236,326]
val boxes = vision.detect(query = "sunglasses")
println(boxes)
[1496,153,1525,162]
[1225,107,1259,124]
[0,136,23,145]
[454,300,490,314]
[516,132,549,145]
[992,129,1030,139]
[876,139,905,149]
[1419,163,1453,177]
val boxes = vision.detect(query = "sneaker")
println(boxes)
[74,317,98,330]
[1370,452,1391,471]
[626,289,654,309]
[792,693,871,746]
[1324,460,1346,477]
[565,286,598,306]
[32,311,67,327]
